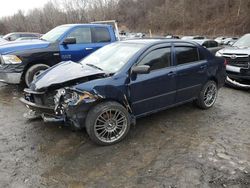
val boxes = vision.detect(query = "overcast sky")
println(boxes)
[0,0,50,18]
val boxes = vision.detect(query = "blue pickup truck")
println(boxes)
[0,24,117,86]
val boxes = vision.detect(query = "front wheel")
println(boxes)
[85,101,131,146]
[195,80,218,109]
[24,64,50,87]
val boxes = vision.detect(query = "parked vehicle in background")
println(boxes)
[216,33,250,89]
[192,39,223,55]
[16,37,40,41]
[3,32,40,41]
[0,24,117,86]
[223,37,239,45]
[0,38,7,44]
[20,39,226,145]
[166,35,180,39]
[182,36,206,40]
[215,36,227,45]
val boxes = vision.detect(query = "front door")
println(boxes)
[129,46,177,116]
[60,26,112,62]
[60,27,94,62]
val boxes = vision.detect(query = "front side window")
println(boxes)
[139,48,171,71]
[68,27,92,44]
[175,47,199,65]
[92,27,111,43]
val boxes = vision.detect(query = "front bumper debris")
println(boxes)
[20,97,55,115]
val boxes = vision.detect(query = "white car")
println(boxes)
[0,38,7,44]
[215,37,227,45]
[216,34,250,89]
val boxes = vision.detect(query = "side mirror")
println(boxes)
[131,65,150,74]
[63,37,76,45]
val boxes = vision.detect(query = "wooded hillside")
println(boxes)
[0,0,249,36]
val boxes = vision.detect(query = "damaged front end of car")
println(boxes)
[20,87,104,129]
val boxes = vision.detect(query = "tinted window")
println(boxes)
[21,34,37,37]
[92,27,111,43]
[203,41,218,48]
[139,48,171,71]
[175,47,199,65]
[68,27,92,44]
[209,41,218,47]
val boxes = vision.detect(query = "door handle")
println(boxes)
[167,71,176,77]
[85,48,93,50]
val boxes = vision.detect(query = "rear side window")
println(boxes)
[68,27,92,44]
[139,48,171,71]
[92,27,111,43]
[175,47,199,65]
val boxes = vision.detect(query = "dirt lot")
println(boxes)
[0,83,249,188]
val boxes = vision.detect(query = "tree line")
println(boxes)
[0,0,249,37]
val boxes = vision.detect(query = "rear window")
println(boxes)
[92,27,111,43]
[175,47,199,65]
[203,41,218,48]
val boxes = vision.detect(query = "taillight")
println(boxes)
[224,59,228,66]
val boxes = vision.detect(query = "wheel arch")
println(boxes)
[21,60,51,83]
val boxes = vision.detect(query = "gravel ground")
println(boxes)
[0,83,249,188]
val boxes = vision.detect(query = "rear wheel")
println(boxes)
[85,101,131,146]
[24,64,50,87]
[195,80,218,109]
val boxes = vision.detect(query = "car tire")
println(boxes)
[195,80,218,109]
[24,64,50,87]
[85,101,131,146]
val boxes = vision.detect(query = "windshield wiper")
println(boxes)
[86,64,103,71]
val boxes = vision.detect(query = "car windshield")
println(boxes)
[80,42,145,73]
[233,34,250,47]
[41,25,71,42]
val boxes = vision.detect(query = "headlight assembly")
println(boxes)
[215,51,223,57]
[55,88,97,107]
[70,91,96,105]
[2,55,22,64]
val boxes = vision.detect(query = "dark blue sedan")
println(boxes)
[20,39,226,145]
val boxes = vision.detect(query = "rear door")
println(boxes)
[60,26,112,62]
[129,45,177,116]
[174,44,208,103]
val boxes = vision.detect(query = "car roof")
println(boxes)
[120,39,198,46]
[59,23,111,28]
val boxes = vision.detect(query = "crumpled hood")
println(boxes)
[219,46,250,55]
[30,61,105,91]
[0,40,50,55]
